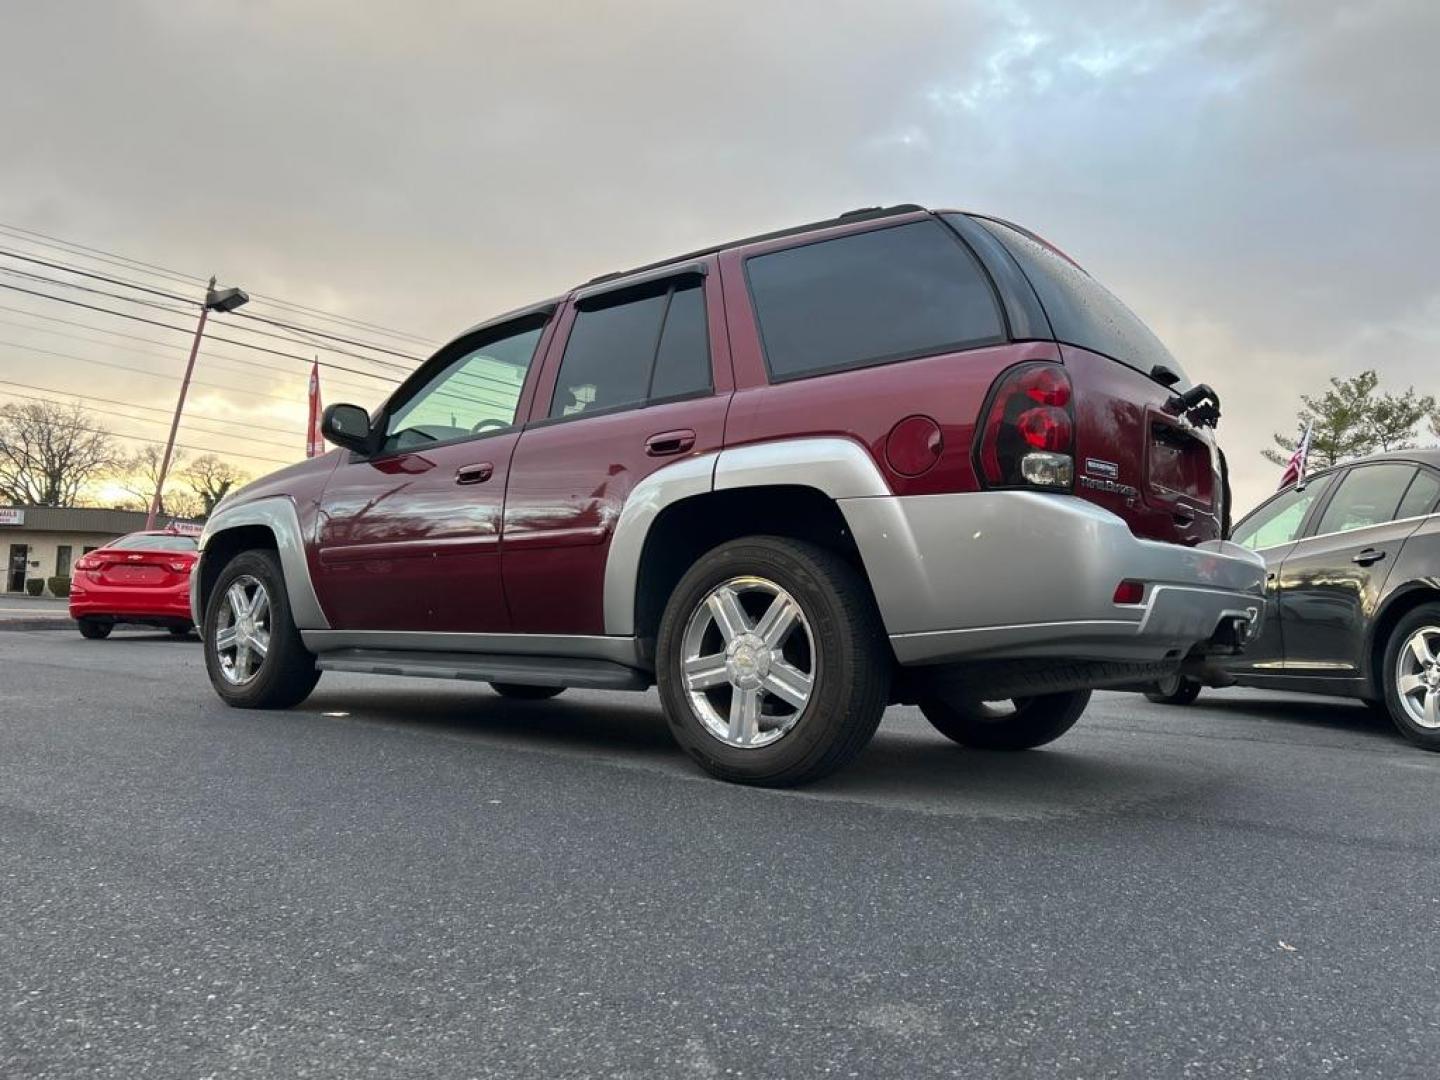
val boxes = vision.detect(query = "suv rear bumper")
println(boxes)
[838,491,1266,667]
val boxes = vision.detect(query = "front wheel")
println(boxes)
[919,690,1090,750]
[656,536,890,787]
[203,550,319,709]
[77,617,112,640]
[1144,675,1202,706]
[1381,604,1440,750]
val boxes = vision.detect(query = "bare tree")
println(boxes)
[181,454,249,517]
[117,444,185,518]
[0,400,119,506]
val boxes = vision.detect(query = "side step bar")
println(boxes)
[313,649,651,691]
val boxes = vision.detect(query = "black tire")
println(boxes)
[490,683,565,701]
[203,549,320,709]
[656,536,890,787]
[1379,602,1440,751]
[919,690,1091,751]
[1143,675,1202,706]
[77,617,112,640]
[169,624,194,638]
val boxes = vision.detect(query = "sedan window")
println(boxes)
[1397,470,1440,520]
[1313,464,1417,536]
[1231,475,1333,551]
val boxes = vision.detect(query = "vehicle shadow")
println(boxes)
[1180,690,1400,742]
[301,685,1204,816]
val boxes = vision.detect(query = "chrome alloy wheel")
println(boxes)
[680,575,816,749]
[215,574,271,686]
[1396,624,1440,729]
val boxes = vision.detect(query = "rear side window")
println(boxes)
[551,278,711,418]
[972,216,1189,386]
[1397,470,1440,519]
[1314,464,1418,536]
[745,220,1004,381]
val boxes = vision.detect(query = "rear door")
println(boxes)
[1277,463,1439,675]
[501,264,731,634]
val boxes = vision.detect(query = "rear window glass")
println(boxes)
[111,534,198,551]
[745,220,1004,381]
[972,216,1189,387]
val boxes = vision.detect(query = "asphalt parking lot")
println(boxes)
[2,625,1438,1079]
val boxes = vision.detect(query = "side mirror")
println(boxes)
[321,403,375,453]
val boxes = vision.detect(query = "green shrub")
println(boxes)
[47,575,71,598]
[24,578,43,597]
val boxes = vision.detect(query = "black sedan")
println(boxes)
[1148,449,1440,748]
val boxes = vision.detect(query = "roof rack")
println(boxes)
[584,203,928,286]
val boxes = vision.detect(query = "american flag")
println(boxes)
[1279,420,1313,490]
[306,360,324,458]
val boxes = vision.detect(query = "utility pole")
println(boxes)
[145,276,248,529]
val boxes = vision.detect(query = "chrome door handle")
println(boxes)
[1351,547,1386,566]
[645,429,696,456]
[455,462,494,484]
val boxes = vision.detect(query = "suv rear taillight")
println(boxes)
[975,362,1075,490]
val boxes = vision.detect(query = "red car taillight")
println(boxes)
[75,555,101,571]
[975,362,1075,490]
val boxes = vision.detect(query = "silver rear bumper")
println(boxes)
[839,491,1266,667]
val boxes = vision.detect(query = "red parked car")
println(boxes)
[70,530,199,639]
[191,203,1266,785]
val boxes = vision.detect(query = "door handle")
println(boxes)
[1352,547,1387,566]
[455,462,494,484]
[645,429,696,456]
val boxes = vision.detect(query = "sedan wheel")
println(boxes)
[680,575,816,750]
[214,574,271,685]
[1394,623,1440,730]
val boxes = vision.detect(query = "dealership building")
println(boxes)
[1,506,201,595]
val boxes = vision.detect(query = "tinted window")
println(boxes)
[1231,475,1334,551]
[974,217,1189,387]
[111,534,198,551]
[1398,470,1440,519]
[551,279,710,419]
[1314,464,1417,536]
[648,282,711,401]
[745,220,1004,381]
[386,323,543,450]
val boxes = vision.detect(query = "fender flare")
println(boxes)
[194,496,330,630]
[601,437,890,635]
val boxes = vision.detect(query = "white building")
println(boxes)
[1,506,201,595]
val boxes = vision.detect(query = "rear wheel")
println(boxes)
[203,550,319,709]
[490,683,565,701]
[1144,674,1202,706]
[919,690,1090,750]
[77,617,112,640]
[1381,604,1440,751]
[656,536,890,787]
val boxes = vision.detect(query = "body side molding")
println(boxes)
[194,496,331,630]
[301,629,642,667]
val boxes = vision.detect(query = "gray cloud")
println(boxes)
[1,0,1436,506]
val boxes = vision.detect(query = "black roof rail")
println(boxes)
[583,203,929,286]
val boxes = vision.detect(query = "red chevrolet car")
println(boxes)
[69,530,199,639]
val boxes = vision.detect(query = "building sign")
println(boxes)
[0,509,24,526]
[166,520,204,536]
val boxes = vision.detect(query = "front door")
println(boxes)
[1225,474,1337,673]
[313,316,550,633]
[1278,462,1440,675]
[502,266,732,635]
[7,544,27,592]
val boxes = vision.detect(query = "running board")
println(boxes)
[313,649,651,690]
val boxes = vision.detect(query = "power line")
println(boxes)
[231,309,423,362]
[0,245,200,305]
[0,264,198,317]
[0,219,439,347]
[0,377,308,438]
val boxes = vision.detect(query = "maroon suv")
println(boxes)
[194,204,1265,785]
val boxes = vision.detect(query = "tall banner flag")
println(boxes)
[1279,420,1313,490]
[306,359,324,458]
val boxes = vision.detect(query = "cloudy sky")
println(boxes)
[2,0,1437,510]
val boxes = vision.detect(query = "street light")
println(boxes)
[144,276,249,530]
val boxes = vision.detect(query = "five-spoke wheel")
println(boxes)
[1394,622,1440,731]
[203,549,319,709]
